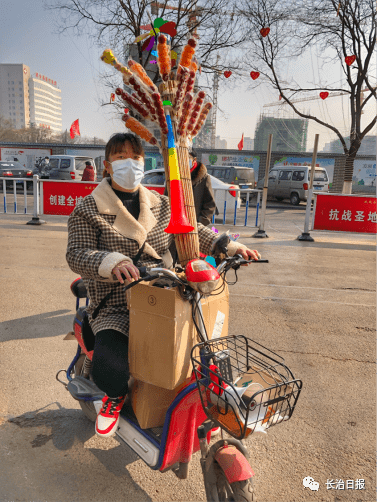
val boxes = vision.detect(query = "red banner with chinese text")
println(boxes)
[42,181,98,215]
[313,194,377,234]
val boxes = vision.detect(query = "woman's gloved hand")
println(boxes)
[112,260,141,284]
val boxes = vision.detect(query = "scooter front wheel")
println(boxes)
[214,463,256,502]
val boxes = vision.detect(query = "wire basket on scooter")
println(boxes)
[191,335,302,440]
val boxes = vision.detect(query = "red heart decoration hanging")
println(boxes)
[250,71,260,80]
[224,71,232,78]
[320,92,329,100]
[260,27,270,37]
[345,55,356,66]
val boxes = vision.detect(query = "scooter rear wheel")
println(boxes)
[74,354,97,422]
[214,463,256,502]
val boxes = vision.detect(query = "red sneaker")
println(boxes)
[95,395,126,438]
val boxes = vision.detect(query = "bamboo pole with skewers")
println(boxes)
[101,37,208,268]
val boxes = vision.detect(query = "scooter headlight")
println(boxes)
[185,259,220,294]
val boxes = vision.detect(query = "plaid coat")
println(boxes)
[66,178,244,336]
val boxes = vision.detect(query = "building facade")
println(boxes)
[254,115,308,152]
[0,64,62,132]
[322,135,376,155]
[29,73,62,132]
[0,64,31,129]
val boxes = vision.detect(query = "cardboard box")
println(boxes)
[131,377,192,429]
[128,279,229,390]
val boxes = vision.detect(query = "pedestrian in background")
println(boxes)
[164,149,216,226]
[188,149,216,226]
[81,161,95,181]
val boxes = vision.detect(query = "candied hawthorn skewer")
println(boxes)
[122,114,159,145]
[177,39,197,75]
[186,91,206,135]
[185,70,196,95]
[157,34,171,82]
[115,88,150,119]
[173,68,189,112]
[152,93,168,135]
[177,93,193,136]
[128,76,158,119]
[101,49,133,81]
[128,59,157,92]
[191,102,213,138]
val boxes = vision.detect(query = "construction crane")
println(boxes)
[263,87,374,114]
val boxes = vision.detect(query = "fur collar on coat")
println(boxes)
[91,178,163,262]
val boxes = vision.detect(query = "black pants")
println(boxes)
[91,329,130,398]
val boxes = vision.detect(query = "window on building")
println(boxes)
[11,81,14,84]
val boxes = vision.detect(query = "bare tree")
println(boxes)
[47,0,245,79]
[239,0,376,193]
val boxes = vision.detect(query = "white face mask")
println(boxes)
[110,158,144,190]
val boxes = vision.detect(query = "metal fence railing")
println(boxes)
[0,176,263,229]
[211,188,262,227]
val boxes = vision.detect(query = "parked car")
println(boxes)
[47,155,97,181]
[206,165,256,201]
[257,165,329,205]
[141,168,241,214]
[0,161,34,191]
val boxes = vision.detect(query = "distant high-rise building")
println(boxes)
[0,63,62,132]
[254,115,308,152]
[29,72,62,132]
[322,135,376,155]
[215,136,227,149]
[243,137,254,150]
[0,63,31,129]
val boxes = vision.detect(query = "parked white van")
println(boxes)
[257,165,329,205]
[47,155,97,181]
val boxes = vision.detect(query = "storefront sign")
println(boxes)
[313,194,377,234]
[41,181,98,215]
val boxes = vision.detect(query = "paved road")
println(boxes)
[0,211,375,502]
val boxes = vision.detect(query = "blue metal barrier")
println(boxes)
[211,188,261,227]
[1,178,31,215]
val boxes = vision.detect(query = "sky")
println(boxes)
[1,0,376,151]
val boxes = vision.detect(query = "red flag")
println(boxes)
[70,119,80,139]
[238,133,244,151]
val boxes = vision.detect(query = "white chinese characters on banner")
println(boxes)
[49,194,84,207]
[329,210,376,223]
